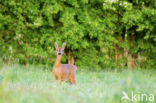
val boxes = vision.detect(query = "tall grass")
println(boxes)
[0,64,156,103]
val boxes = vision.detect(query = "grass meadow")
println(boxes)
[0,64,156,103]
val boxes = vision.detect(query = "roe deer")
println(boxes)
[52,42,77,86]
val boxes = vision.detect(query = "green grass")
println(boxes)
[0,64,156,103]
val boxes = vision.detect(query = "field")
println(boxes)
[0,64,156,103]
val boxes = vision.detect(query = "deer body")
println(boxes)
[52,42,77,85]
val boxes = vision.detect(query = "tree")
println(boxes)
[0,0,156,70]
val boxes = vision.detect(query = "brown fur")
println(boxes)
[52,42,77,85]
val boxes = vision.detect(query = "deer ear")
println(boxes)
[62,42,66,50]
[54,42,58,50]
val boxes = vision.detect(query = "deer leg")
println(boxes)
[66,80,72,85]
[69,81,73,85]
[58,76,62,86]
[53,76,57,84]
[59,79,62,86]
[71,78,76,85]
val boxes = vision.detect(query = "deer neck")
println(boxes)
[54,55,62,67]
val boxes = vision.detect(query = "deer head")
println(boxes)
[54,42,66,56]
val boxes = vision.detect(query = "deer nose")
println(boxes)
[58,53,61,55]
